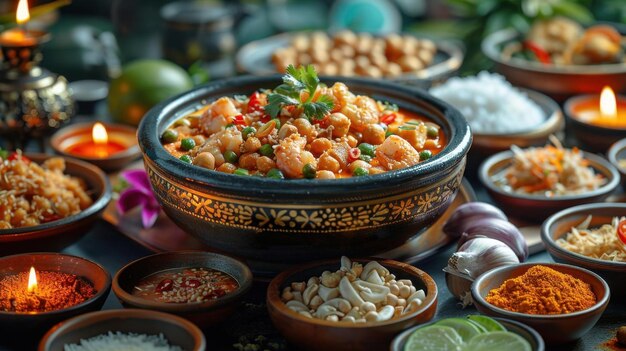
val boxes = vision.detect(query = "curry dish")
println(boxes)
[161,66,445,179]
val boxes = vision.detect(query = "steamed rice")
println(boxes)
[430,72,545,134]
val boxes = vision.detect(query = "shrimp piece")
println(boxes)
[318,82,355,112]
[375,135,421,170]
[196,128,244,162]
[200,97,240,134]
[340,95,379,132]
[275,134,317,178]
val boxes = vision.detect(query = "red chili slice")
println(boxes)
[381,113,396,125]
[618,220,626,246]
[233,114,246,126]
[155,279,174,293]
[313,115,331,128]
[523,41,551,64]
[348,148,361,162]
[8,153,30,164]
[247,92,263,113]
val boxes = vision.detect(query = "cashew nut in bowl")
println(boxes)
[279,256,427,324]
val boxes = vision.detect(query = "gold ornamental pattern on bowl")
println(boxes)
[145,158,465,233]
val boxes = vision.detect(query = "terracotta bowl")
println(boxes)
[112,251,252,328]
[479,150,620,222]
[542,203,626,295]
[266,258,438,351]
[467,88,564,175]
[0,154,111,255]
[51,122,141,172]
[607,138,626,187]
[0,253,111,339]
[390,317,545,351]
[482,28,626,102]
[137,75,471,263]
[471,263,610,344]
[39,309,206,351]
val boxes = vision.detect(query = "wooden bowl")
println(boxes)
[51,122,141,172]
[39,309,206,351]
[607,138,626,187]
[390,317,545,351]
[471,263,610,344]
[479,150,619,222]
[112,251,253,328]
[266,258,438,351]
[0,154,111,255]
[0,253,111,341]
[137,75,471,263]
[482,28,626,102]
[542,203,626,295]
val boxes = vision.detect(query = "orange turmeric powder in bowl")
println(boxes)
[485,265,596,314]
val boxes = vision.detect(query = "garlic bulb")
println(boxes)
[445,237,519,280]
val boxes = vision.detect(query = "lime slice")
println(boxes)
[465,331,532,351]
[466,315,507,332]
[404,325,464,351]
[435,318,483,342]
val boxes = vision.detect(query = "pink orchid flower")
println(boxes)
[116,169,161,228]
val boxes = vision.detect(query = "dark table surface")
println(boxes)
[2,112,625,351]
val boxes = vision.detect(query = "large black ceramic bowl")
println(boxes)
[137,76,471,262]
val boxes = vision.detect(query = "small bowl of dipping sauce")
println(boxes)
[112,251,252,328]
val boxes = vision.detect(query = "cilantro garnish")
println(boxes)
[266,65,334,120]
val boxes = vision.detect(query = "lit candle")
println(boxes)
[568,86,626,129]
[0,0,37,46]
[64,122,127,158]
[27,266,37,294]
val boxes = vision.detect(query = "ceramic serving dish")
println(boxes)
[390,317,545,351]
[266,258,437,351]
[471,263,610,344]
[607,138,626,187]
[137,75,472,263]
[542,203,626,295]
[236,32,463,89]
[467,88,564,174]
[483,28,626,102]
[0,154,111,255]
[479,150,620,222]
[0,253,111,342]
[564,95,626,152]
[39,309,206,351]
[112,251,252,328]
[50,122,142,172]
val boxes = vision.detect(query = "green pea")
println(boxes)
[179,155,192,163]
[259,144,274,157]
[272,118,281,130]
[302,163,317,179]
[242,126,256,140]
[161,129,179,144]
[174,118,191,127]
[359,154,372,162]
[180,137,196,151]
[358,143,376,157]
[385,130,394,138]
[426,126,439,138]
[224,150,238,164]
[234,168,249,176]
[353,167,369,176]
[266,168,284,179]
[420,150,432,160]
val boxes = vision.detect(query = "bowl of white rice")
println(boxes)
[430,72,564,168]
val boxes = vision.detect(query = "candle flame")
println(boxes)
[16,0,29,25]
[27,266,37,293]
[600,86,617,118]
[92,123,108,145]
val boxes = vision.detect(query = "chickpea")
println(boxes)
[321,62,339,76]
[316,170,336,179]
[192,152,215,170]
[362,124,386,145]
[292,34,310,52]
[370,53,388,69]
[292,118,317,142]
[384,62,403,77]
[333,30,358,47]
[278,124,299,140]
[362,66,383,78]
[385,33,404,59]
[216,162,237,174]
[339,45,356,58]
[256,156,276,173]
[398,56,424,72]
[311,49,330,64]
[192,135,206,146]
[356,33,374,54]
[310,137,332,156]
[420,39,436,54]
[349,160,371,173]
[297,53,312,66]
[417,49,434,66]
[329,112,351,138]
[243,136,262,153]
[346,134,359,148]
[239,152,260,170]
[318,152,341,173]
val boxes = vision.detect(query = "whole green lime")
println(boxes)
[108,59,193,126]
